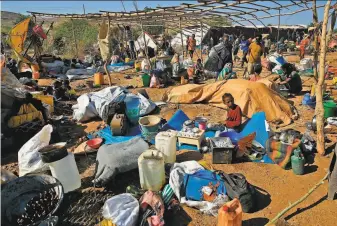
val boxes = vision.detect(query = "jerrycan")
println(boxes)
[138,149,165,191]
[217,198,243,226]
[155,131,177,163]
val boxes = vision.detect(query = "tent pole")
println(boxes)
[140,21,151,69]
[277,9,280,53]
[180,17,184,59]
[71,19,78,58]
[104,15,113,86]
[200,21,203,62]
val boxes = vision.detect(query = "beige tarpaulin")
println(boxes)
[166,80,296,126]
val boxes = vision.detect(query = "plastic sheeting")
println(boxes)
[166,80,296,126]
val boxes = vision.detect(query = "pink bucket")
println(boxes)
[33,25,47,39]
[198,121,207,130]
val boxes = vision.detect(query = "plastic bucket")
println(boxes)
[135,61,141,71]
[94,73,104,86]
[323,101,337,118]
[139,116,161,134]
[142,74,150,87]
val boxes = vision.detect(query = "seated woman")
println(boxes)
[278,63,302,95]
[223,93,242,131]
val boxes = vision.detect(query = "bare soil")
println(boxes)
[2,52,337,226]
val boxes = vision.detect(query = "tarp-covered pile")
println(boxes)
[166,80,296,126]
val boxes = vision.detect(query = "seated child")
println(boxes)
[249,64,262,81]
[217,63,237,81]
[194,58,205,80]
[222,93,242,130]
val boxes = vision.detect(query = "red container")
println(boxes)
[33,25,47,39]
[86,138,103,149]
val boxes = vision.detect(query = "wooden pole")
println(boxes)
[316,0,331,156]
[312,0,319,81]
[105,16,113,86]
[267,172,329,225]
[200,21,203,62]
[326,8,336,44]
[180,17,184,59]
[83,4,86,14]
[277,9,280,53]
[71,19,78,58]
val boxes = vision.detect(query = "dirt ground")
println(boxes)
[2,52,337,226]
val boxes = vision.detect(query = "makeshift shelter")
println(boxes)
[171,25,210,49]
[166,80,296,126]
[134,32,158,52]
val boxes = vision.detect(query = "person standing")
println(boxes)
[232,36,241,62]
[187,34,196,60]
[239,36,250,68]
[124,25,136,60]
[263,35,271,58]
[299,34,310,60]
[185,35,190,57]
[246,34,263,77]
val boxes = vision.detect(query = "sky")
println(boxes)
[1,1,326,26]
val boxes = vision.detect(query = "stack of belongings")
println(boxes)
[204,41,232,78]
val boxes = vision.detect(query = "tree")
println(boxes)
[316,0,332,155]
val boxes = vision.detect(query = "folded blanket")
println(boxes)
[266,138,301,169]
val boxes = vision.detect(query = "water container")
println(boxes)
[155,131,177,163]
[39,142,81,193]
[141,74,150,87]
[135,61,141,72]
[125,96,140,124]
[138,149,165,191]
[323,101,337,119]
[217,198,243,226]
[291,148,305,175]
[94,72,104,86]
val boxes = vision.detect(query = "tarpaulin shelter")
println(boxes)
[166,80,296,126]
[134,32,158,52]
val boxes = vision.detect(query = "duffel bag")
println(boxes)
[183,169,226,201]
[219,172,256,213]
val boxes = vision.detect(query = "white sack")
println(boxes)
[18,125,53,176]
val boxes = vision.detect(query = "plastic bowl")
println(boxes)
[86,138,103,149]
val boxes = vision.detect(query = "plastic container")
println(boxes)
[86,138,103,149]
[139,115,161,135]
[32,71,40,79]
[155,131,177,163]
[141,73,150,87]
[138,149,165,191]
[94,72,104,86]
[217,198,243,226]
[125,58,130,63]
[135,61,141,71]
[323,101,336,119]
[291,148,305,175]
[210,137,235,164]
[39,142,81,193]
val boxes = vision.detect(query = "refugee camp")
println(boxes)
[1,0,337,225]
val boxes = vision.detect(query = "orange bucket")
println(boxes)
[94,73,104,86]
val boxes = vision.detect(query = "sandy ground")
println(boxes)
[2,52,337,226]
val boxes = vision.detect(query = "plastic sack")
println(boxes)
[141,59,151,72]
[150,75,160,88]
[18,125,53,176]
[102,193,139,226]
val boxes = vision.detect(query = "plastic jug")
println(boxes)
[155,131,177,163]
[94,72,104,86]
[39,142,81,193]
[138,149,165,191]
[217,198,243,226]
[291,148,305,175]
[135,61,141,72]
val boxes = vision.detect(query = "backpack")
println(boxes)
[183,169,226,201]
[218,172,256,213]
